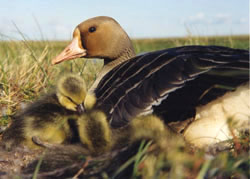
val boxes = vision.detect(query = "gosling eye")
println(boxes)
[88,26,96,33]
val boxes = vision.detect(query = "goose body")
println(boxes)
[94,46,249,147]
[52,16,250,147]
[94,46,249,127]
[2,74,87,149]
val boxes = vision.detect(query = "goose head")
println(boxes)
[52,16,135,66]
[56,74,86,113]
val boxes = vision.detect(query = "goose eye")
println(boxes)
[89,26,96,33]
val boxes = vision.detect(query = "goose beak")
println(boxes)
[52,37,87,65]
[77,103,85,114]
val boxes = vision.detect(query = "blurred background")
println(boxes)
[0,0,249,40]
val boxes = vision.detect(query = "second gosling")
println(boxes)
[77,104,170,156]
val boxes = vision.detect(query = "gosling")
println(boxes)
[77,103,170,156]
[2,74,87,150]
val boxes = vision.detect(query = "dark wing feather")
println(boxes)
[95,46,249,128]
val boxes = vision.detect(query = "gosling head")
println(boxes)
[56,74,87,113]
[52,16,135,65]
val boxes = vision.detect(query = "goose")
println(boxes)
[52,16,249,148]
[2,74,88,149]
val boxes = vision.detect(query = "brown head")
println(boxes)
[52,16,135,65]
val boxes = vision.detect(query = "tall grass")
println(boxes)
[0,40,103,125]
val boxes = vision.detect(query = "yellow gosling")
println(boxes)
[2,74,87,150]
[77,110,112,155]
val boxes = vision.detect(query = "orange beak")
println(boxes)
[52,37,87,65]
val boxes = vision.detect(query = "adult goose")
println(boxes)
[52,16,249,147]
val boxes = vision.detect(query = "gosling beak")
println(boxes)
[77,103,85,114]
[52,37,87,65]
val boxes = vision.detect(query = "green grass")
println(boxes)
[133,35,249,53]
[132,132,249,179]
[0,35,249,178]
